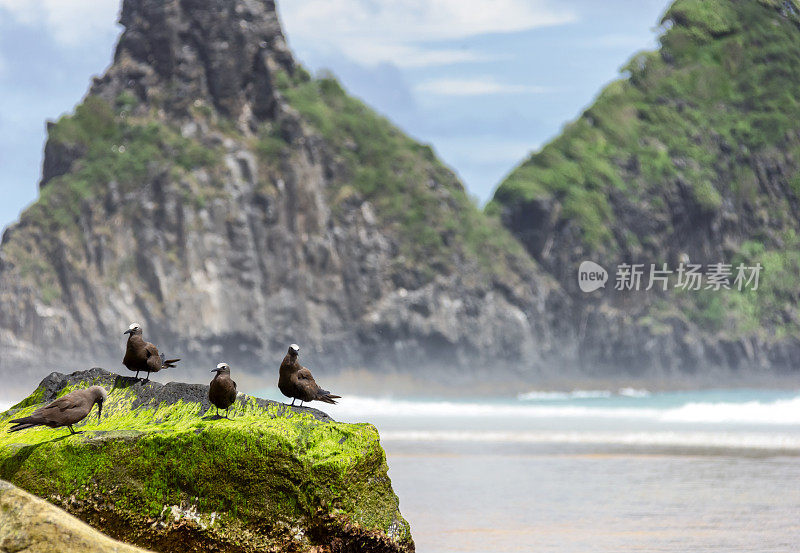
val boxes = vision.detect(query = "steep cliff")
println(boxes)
[490,0,800,375]
[0,0,564,383]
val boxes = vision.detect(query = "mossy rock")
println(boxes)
[0,369,413,553]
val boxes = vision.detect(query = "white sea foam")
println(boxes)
[660,397,800,425]
[518,388,651,400]
[336,396,658,419]
[517,390,612,400]
[334,395,800,425]
[618,387,651,398]
[379,429,800,450]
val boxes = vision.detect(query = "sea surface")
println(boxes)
[275,388,800,553]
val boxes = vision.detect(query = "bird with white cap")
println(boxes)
[209,362,238,418]
[278,344,340,407]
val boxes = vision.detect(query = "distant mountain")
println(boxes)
[0,0,564,382]
[490,0,800,375]
[3,0,798,387]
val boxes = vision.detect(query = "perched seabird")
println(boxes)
[278,344,340,406]
[122,322,180,381]
[8,386,107,435]
[209,362,238,418]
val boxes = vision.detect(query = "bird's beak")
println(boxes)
[210,368,219,373]
[123,329,132,335]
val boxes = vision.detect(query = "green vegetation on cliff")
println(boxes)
[274,68,531,277]
[39,95,221,230]
[490,0,800,340]
[4,94,225,307]
[493,0,800,240]
[0,370,412,553]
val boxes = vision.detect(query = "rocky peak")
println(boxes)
[91,0,295,121]
[2,0,561,385]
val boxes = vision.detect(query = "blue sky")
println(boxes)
[0,0,669,233]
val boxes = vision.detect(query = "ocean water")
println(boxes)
[314,388,800,553]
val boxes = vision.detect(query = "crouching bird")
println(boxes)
[122,322,180,381]
[209,362,238,418]
[278,344,340,407]
[8,386,107,435]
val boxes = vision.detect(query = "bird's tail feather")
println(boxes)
[8,423,36,432]
[8,416,40,432]
[316,391,341,405]
[160,353,180,369]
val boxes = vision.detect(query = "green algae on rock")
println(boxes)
[0,369,413,553]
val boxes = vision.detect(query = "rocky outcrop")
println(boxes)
[490,0,800,376]
[0,479,154,553]
[0,0,563,387]
[0,369,413,553]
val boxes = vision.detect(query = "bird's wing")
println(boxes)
[294,367,322,395]
[47,394,83,413]
[28,395,85,424]
[145,342,162,370]
[295,367,315,382]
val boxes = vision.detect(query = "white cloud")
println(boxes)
[416,77,551,96]
[331,41,493,68]
[279,0,575,67]
[0,0,119,47]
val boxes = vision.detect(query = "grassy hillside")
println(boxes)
[490,0,800,342]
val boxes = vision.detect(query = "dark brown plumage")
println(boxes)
[122,322,180,381]
[209,362,238,418]
[8,386,107,434]
[278,344,340,406]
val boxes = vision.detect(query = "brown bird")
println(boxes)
[209,362,238,418]
[8,386,107,435]
[278,344,340,407]
[122,322,180,381]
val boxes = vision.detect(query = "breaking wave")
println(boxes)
[518,390,612,400]
[517,388,651,400]
[334,394,800,425]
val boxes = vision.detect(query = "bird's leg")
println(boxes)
[135,370,140,379]
[290,398,296,406]
[68,425,76,435]
[299,400,304,407]
[144,372,150,382]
